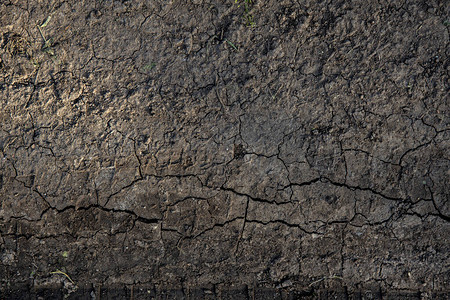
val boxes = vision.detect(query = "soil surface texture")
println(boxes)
[0,0,449,299]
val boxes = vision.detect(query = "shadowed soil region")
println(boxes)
[0,0,449,298]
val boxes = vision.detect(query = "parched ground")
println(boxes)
[0,0,449,298]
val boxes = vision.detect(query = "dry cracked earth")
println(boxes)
[0,0,449,299]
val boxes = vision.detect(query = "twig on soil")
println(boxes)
[36,25,47,45]
[308,275,343,287]
[40,15,52,28]
[50,269,75,284]
[37,15,55,56]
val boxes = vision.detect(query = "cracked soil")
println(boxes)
[0,0,449,299]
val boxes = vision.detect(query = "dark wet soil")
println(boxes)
[0,0,449,299]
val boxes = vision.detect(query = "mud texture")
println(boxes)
[1,0,449,298]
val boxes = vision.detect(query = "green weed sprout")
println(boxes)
[235,0,255,28]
